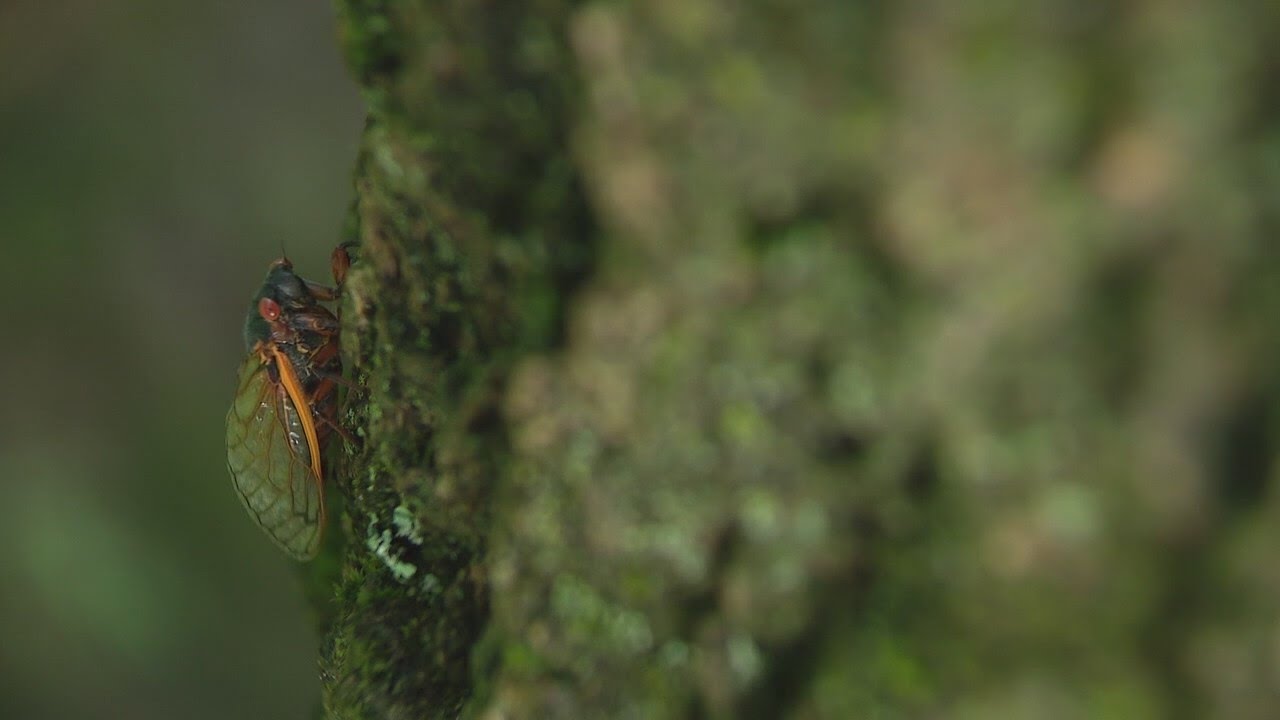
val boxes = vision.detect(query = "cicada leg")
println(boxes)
[291,313,340,334]
[316,411,359,445]
[302,242,356,301]
[332,241,356,284]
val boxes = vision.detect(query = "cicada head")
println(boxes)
[243,258,318,351]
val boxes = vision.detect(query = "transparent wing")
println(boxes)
[225,356,325,560]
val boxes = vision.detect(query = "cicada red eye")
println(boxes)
[258,297,282,321]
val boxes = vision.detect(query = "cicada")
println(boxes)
[225,246,350,560]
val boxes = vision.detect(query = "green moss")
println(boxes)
[550,574,655,656]
[334,1,404,112]
[324,0,593,716]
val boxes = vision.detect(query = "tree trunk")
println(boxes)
[321,1,1280,718]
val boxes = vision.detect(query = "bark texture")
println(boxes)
[322,1,1280,718]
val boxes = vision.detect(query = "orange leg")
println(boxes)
[303,242,357,300]
[331,242,356,285]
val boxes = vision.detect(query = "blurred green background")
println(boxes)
[0,2,362,718]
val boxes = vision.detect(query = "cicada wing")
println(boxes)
[225,357,325,560]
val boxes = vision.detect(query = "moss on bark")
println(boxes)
[322,1,1280,718]
[322,0,589,717]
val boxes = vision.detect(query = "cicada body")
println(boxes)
[226,249,348,560]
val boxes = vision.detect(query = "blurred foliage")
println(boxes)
[0,2,361,718]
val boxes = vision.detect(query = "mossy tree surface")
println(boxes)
[324,1,1280,718]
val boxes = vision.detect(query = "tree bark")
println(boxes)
[322,1,1280,718]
